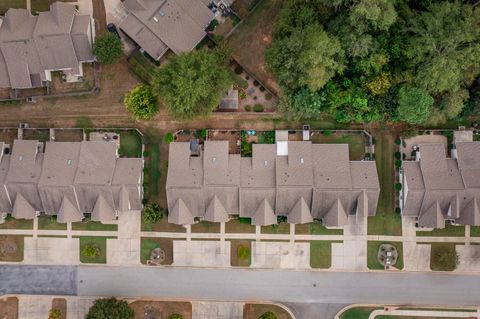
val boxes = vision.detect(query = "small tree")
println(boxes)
[237,245,250,260]
[92,32,123,64]
[86,298,134,319]
[48,309,61,319]
[143,203,165,224]
[82,243,100,259]
[168,314,183,319]
[258,311,277,319]
[124,85,158,121]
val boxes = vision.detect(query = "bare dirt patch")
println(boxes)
[0,235,24,262]
[243,303,292,319]
[208,130,241,154]
[130,300,192,319]
[0,297,18,319]
[53,129,84,142]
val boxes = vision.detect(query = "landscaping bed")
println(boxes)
[311,131,366,160]
[310,240,339,269]
[417,224,465,237]
[229,239,252,267]
[243,303,292,319]
[225,218,256,233]
[227,0,282,94]
[130,300,192,319]
[0,235,25,262]
[261,221,290,234]
[367,241,404,270]
[140,237,174,265]
[295,223,343,235]
[37,215,67,230]
[78,236,110,264]
[51,298,67,319]
[23,128,50,142]
[191,221,220,233]
[0,297,18,319]
[141,216,186,233]
[72,218,118,231]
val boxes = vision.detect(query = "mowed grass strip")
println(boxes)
[310,240,340,269]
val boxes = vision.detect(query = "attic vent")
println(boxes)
[300,157,304,164]
[18,155,23,161]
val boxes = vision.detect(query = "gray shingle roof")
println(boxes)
[167,139,380,227]
[121,0,213,59]
[0,2,94,89]
[402,141,480,226]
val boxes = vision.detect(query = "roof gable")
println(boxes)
[57,195,83,223]
[12,192,36,219]
[323,198,348,227]
[204,194,229,222]
[287,196,313,224]
[252,198,276,226]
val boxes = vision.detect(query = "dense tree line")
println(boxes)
[266,0,480,124]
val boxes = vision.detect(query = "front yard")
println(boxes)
[310,240,339,269]
[141,215,186,233]
[430,243,459,271]
[416,224,465,237]
[367,241,404,270]
[78,236,109,264]
[37,215,67,230]
[0,297,18,319]
[0,235,26,262]
[229,239,252,267]
[191,221,220,233]
[140,237,174,265]
[295,223,343,235]
[261,221,290,234]
[0,0,25,15]
[0,217,33,230]
[72,218,118,231]
[225,218,256,233]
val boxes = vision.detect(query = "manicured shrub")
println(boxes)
[395,138,401,145]
[395,151,401,159]
[395,183,402,191]
[254,104,264,112]
[244,105,251,112]
[237,245,250,260]
[395,207,401,214]
[82,243,100,259]
[86,298,134,319]
[164,132,174,143]
[395,159,402,167]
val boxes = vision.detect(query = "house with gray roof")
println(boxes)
[119,0,232,60]
[0,138,142,223]
[0,2,95,89]
[401,141,480,228]
[167,140,380,227]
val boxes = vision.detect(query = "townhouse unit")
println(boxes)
[0,139,142,222]
[401,141,480,228]
[0,2,95,89]
[166,140,380,227]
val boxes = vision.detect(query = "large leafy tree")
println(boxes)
[396,85,433,124]
[266,24,345,94]
[92,32,123,64]
[153,49,231,119]
[86,298,134,319]
[405,1,480,95]
[349,0,397,31]
[124,85,158,120]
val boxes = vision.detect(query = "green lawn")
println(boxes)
[225,218,256,233]
[295,222,343,235]
[72,218,118,231]
[119,130,143,158]
[470,226,480,237]
[0,217,33,230]
[37,215,67,230]
[416,224,465,237]
[261,221,290,234]
[0,0,26,15]
[368,132,402,236]
[191,221,220,233]
[367,241,404,270]
[78,236,109,264]
[339,307,380,319]
[311,132,365,160]
[140,237,173,265]
[144,130,161,201]
[430,243,458,271]
[310,241,339,269]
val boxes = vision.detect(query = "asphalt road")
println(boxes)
[2,265,480,318]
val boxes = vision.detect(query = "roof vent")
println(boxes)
[67,159,72,166]
[264,160,268,166]
[153,16,159,22]
[212,157,216,163]
[18,155,23,161]
[300,157,304,164]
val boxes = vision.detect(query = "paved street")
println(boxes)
[3,265,480,305]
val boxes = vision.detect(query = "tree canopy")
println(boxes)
[92,32,123,64]
[86,298,134,319]
[153,48,232,119]
[265,0,480,124]
[124,85,158,121]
